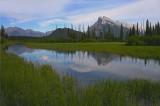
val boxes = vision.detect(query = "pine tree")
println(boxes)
[129,28,132,37]
[98,31,102,39]
[87,25,90,38]
[0,25,8,38]
[67,28,70,37]
[120,24,123,40]
[145,19,150,36]
[1,25,5,37]
[104,32,107,39]
[92,27,96,39]
[110,27,114,40]
[81,24,86,40]
[136,23,139,36]
[108,25,111,39]
[126,31,129,39]
[150,22,152,36]
[110,33,114,40]
[152,26,155,36]
[132,25,136,36]
[155,23,158,35]
[158,22,160,35]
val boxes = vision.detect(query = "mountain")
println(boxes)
[5,17,134,38]
[46,31,53,36]
[48,28,83,38]
[5,27,49,37]
[89,16,133,38]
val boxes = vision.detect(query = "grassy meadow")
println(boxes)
[1,42,160,105]
[26,42,160,60]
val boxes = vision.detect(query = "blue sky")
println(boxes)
[0,0,160,32]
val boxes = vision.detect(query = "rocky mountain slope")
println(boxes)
[89,16,133,38]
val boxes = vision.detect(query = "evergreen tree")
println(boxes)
[1,25,5,37]
[150,22,152,36]
[110,33,114,40]
[105,26,111,39]
[108,25,111,39]
[81,24,86,40]
[100,31,103,39]
[155,23,158,35]
[145,19,150,36]
[129,28,132,37]
[81,32,86,40]
[132,25,136,36]
[92,27,96,39]
[120,24,123,40]
[104,31,108,39]
[158,22,160,35]
[126,31,129,39]
[152,26,155,36]
[136,23,139,36]
[87,25,90,38]
[0,25,8,38]
[110,28,114,40]
[67,28,70,37]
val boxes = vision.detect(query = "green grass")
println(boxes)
[1,42,160,105]
[25,42,160,60]
[0,50,66,106]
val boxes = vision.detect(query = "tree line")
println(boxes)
[125,20,160,46]
[1,19,160,44]
[66,19,160,42]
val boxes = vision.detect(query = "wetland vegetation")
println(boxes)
[1,40,160,105]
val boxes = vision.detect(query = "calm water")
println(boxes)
[6,44,160,83]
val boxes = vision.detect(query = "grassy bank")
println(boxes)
[0,50,66,105]
[26,42,160,60]
[1,42,160,105]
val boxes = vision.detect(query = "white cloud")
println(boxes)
[0,0,71,19]
[1,0,160,29]
[66,0,160,24]
[39,19,64,27]
[70,64,93,72]
[10,18,38,25]
[42,56,49,60]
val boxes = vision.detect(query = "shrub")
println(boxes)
[0,37,8,44]
[126,36,144,46]
[126,36,160,46]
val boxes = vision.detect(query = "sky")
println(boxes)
[0,0,160,32]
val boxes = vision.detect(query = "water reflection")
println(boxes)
[6,44,160,83]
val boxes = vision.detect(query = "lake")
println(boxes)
[6,44,160,83]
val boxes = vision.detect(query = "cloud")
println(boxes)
[70,64,93,73]
[42,56,49,60]
[10,18,38,25]
[1,0,160,31]
[66,0,160,24]
[0,0,71,19]
[39,19,64,27]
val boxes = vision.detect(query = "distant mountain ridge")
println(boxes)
[5,27,52,37]
[5,16,134,38]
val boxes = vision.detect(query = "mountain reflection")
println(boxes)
[88,52,119,66]
[6,45,160,66]
[6,44,160,82]
[6,44,34,55]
